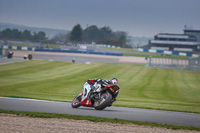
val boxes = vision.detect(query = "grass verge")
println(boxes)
[9,43,60,48]
[0,109,200,131]
[0,60,200,113]
[101,47,190,60]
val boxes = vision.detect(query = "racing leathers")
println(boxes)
[87,78,119,101]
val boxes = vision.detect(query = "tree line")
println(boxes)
[0,28,46,42]
[1,24,130,47]
[67,24,129,47]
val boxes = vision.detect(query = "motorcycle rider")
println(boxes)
[87,78,119,106]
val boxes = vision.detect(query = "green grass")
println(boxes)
[0,60,200,113]
[10,43,60,48]
[12,43,35,47]
[44,44,60,48]
[101,47,190,60]
[1,110,199,131]
[100,47,138,52]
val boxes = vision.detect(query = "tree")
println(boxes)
[118,35,126,47]
[51,33,67,43]
[22,30,32,40]
[99,26,113,40]
[0,28,22,39]
[31,31,46,42]
[1,28,12,38]
[113,31,127,47]
[0,28,47,42]
[69,24,83,43]
[67,24,129,47]
[11,29,21,39]
[37,31,46,41]
[83,25,102,43]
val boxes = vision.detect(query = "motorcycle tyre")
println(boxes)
[71,94,81,108]
[94,92,112,110]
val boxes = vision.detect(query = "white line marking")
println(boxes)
[0,97,66,103]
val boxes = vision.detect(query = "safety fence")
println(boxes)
[1,45,35,51]
[138,48,199,58]
[0,47,2,56]
[146,57,200,71]
[77,44,120,48]
[1,45,123,56]
[35,48,123,56]
[2,45,200,58]
[147,58,188,67]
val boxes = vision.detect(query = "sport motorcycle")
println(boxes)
[71,81,119,110]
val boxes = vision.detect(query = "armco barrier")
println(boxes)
[78,44,120,48]
[0,47,2,56]
[138,48,199,58]
[1,45,35,51]
[1,45,122,56]
[35,48,123,56]
[3,45,198,57]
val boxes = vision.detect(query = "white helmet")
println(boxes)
[110,78,118,85]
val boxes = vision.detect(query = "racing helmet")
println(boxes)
[110,78,118,84]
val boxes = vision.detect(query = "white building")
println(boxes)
[149,29,200,52]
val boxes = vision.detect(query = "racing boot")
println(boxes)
[107,98,116,107]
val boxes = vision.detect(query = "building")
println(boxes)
[149,28,200,52]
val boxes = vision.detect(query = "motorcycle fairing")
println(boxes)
[80,82,93,107]
[105,84,120,93]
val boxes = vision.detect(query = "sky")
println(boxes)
[0,0,200,37]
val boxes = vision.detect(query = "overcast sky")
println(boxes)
[0,0,200,37]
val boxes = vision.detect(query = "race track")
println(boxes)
[12,50,147,64]
[0,97,200,128]
[1,51,200,128]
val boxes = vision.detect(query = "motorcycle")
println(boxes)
[71,81,120,110]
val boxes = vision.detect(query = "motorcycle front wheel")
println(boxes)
[94,92,112,110]
[71,94,81,108]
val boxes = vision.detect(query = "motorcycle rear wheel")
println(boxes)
[94,92,112,110]
[71,94,81,108]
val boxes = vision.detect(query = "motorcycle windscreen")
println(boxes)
[80,82,93,107]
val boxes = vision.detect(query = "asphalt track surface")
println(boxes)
[0,57,25,64]
[0,97,200,128]
[7,50,146,64]
[31,53,120,63]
